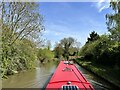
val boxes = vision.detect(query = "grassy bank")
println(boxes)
[75,58,120,88]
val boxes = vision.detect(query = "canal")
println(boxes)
[2,61,115,89]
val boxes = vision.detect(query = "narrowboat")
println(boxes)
[46,60,94,90]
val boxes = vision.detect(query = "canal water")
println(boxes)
[75,64,113,90]
[2,61,114,89]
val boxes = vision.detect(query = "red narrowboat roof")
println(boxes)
[46,61,94,90]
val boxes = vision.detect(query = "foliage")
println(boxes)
[54,43,63,59]
[74,41,81,56]
[1,2,44,77]
[80,0,120,68]
[54,37,79,60]
[1,2,44,44]
[106,0,120,67]
[86,31,100,44]
[106,0,120,41]
[60,37,75,60]
[80,34,120,67]
[37,48,54,63]
[45,40,51,50]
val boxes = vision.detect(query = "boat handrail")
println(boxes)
[49,80,90,84]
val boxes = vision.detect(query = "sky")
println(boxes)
[39,1,112,49]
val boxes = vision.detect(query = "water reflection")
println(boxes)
[2,61,58,88]
[2,61,113,90]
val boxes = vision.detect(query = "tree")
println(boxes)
[86,31,100,44]
[53,38,81,60]
[74,41,81,57]
[46,40,51,50]
[79,0,120,68]
[60,37,75,60]
[37,48,54,63]
[106,0,120,67]
[1,2,44,77]
[1,2,44,45]
[54,43,63,59]
[106,0,120,41]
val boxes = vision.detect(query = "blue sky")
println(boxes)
[39,1,112,48]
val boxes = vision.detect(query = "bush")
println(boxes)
[37,48,54,63]
[80,35,120,67]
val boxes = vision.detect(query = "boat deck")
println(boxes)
[46,61,94,90]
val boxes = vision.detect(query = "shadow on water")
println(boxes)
[75,64,118,90]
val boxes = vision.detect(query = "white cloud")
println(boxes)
[99,5,106,12]
[92,0,110,12]
[43,16,108,47]
[43,22,86,46]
